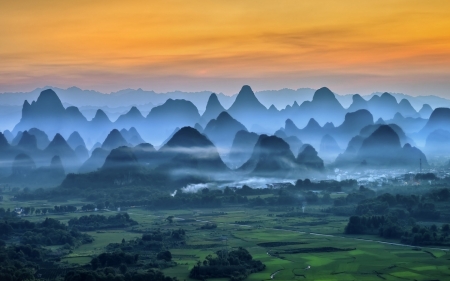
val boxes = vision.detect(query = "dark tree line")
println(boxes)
[189,247,265,281]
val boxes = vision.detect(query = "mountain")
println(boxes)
[386,113,427,134]
[87,109,113,145]
[199,93,226,126]
[334,137,367,167]
[102,146,139,171]
[13,89,67,136]
[120,127,146,146]
[357,125,402,165]
[346,94,368,112]
[11,153,36,178]
[284,118,325,148]
[194,123,203,133]
[296,144,324,171]
[375,118,385,124]
[239,135,298,177]
[283,135,304,156]
[44,133,80,172]
[74,145,89,163]
[17,131,38,151]
[132,143,157,166]
[79,148,109,173]
[419,108,450,136]
[48,155,66,177]
[203,111,247,149]
[419,104,433,119]
[367,93,399,120]
[115,106,145,129]
[64,106,88,136]
[333,109,373,147]
[158,127,229,175]
[101,129,129,151]
[26,128,50,149]
[319,134,341,162]
[227,85,268,130]
[356,125,427,168]
[292,87,346,127]
[398,99,419,117]
[67,131,86,150]
[424,129,450,157]
[146,99,200,145]
[8,154,65,186]
[3,130,13,143]
[228,130,260,169]
[359,124,413,146]
[284,119,302,137]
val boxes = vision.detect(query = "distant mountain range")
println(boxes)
[3,84,450,188]
[2,85,450,131]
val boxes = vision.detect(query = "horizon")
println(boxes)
[2,1,450,96]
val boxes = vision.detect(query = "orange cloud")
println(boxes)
[1,0,450,95]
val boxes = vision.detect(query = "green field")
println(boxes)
[4,194,449,281]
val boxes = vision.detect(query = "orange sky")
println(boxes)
[1,0,450,96]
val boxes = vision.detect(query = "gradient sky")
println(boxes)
[1,0,450,96]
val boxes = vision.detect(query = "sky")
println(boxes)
[1,0,450,96]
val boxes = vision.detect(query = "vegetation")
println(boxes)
[68,213,138,231]
[189,247,265,281]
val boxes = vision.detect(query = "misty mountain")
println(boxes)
[27,128,50,150]
[419,104,433,119]
[120,127,146,146]
[157,127,229,175]
[11,153,36,178]
[336,125,427,168]
[7,154,66,186]
[101,129,129,151]
[67,131,86,150]
[74,145,89,164]
[228,130,260,169]
[424,129,450,157]
[3,130,14,143]
[386,113,427,134]
[102,146,140,171]
[145,99,200,145]
[199,93,226,126]
[239,135,299,177]
[114,106,146,130]
[418,108,450,136]
[194,123,203,133]
[290,87,346,128]
[346,93,419,120]
[44,133,81,173]
[203,111,247,149]
[359,124,414,146]
[296,144,325,171]
[283,136,304,156]
[227,85,268,130]
[319,134,341,163]
[132,143,157,166]
[79,148,110,173]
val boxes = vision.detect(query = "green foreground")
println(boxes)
[4,194,448,281]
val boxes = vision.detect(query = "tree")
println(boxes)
[119,263,127,274]
[166,216,174,224]
[91,257,99,270]
[157,250,172,261]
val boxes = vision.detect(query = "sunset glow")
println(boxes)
[2,0,450,95]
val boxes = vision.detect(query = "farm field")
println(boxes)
[6,195,448,281]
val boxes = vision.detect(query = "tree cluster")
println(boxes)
[189,247,265,281]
